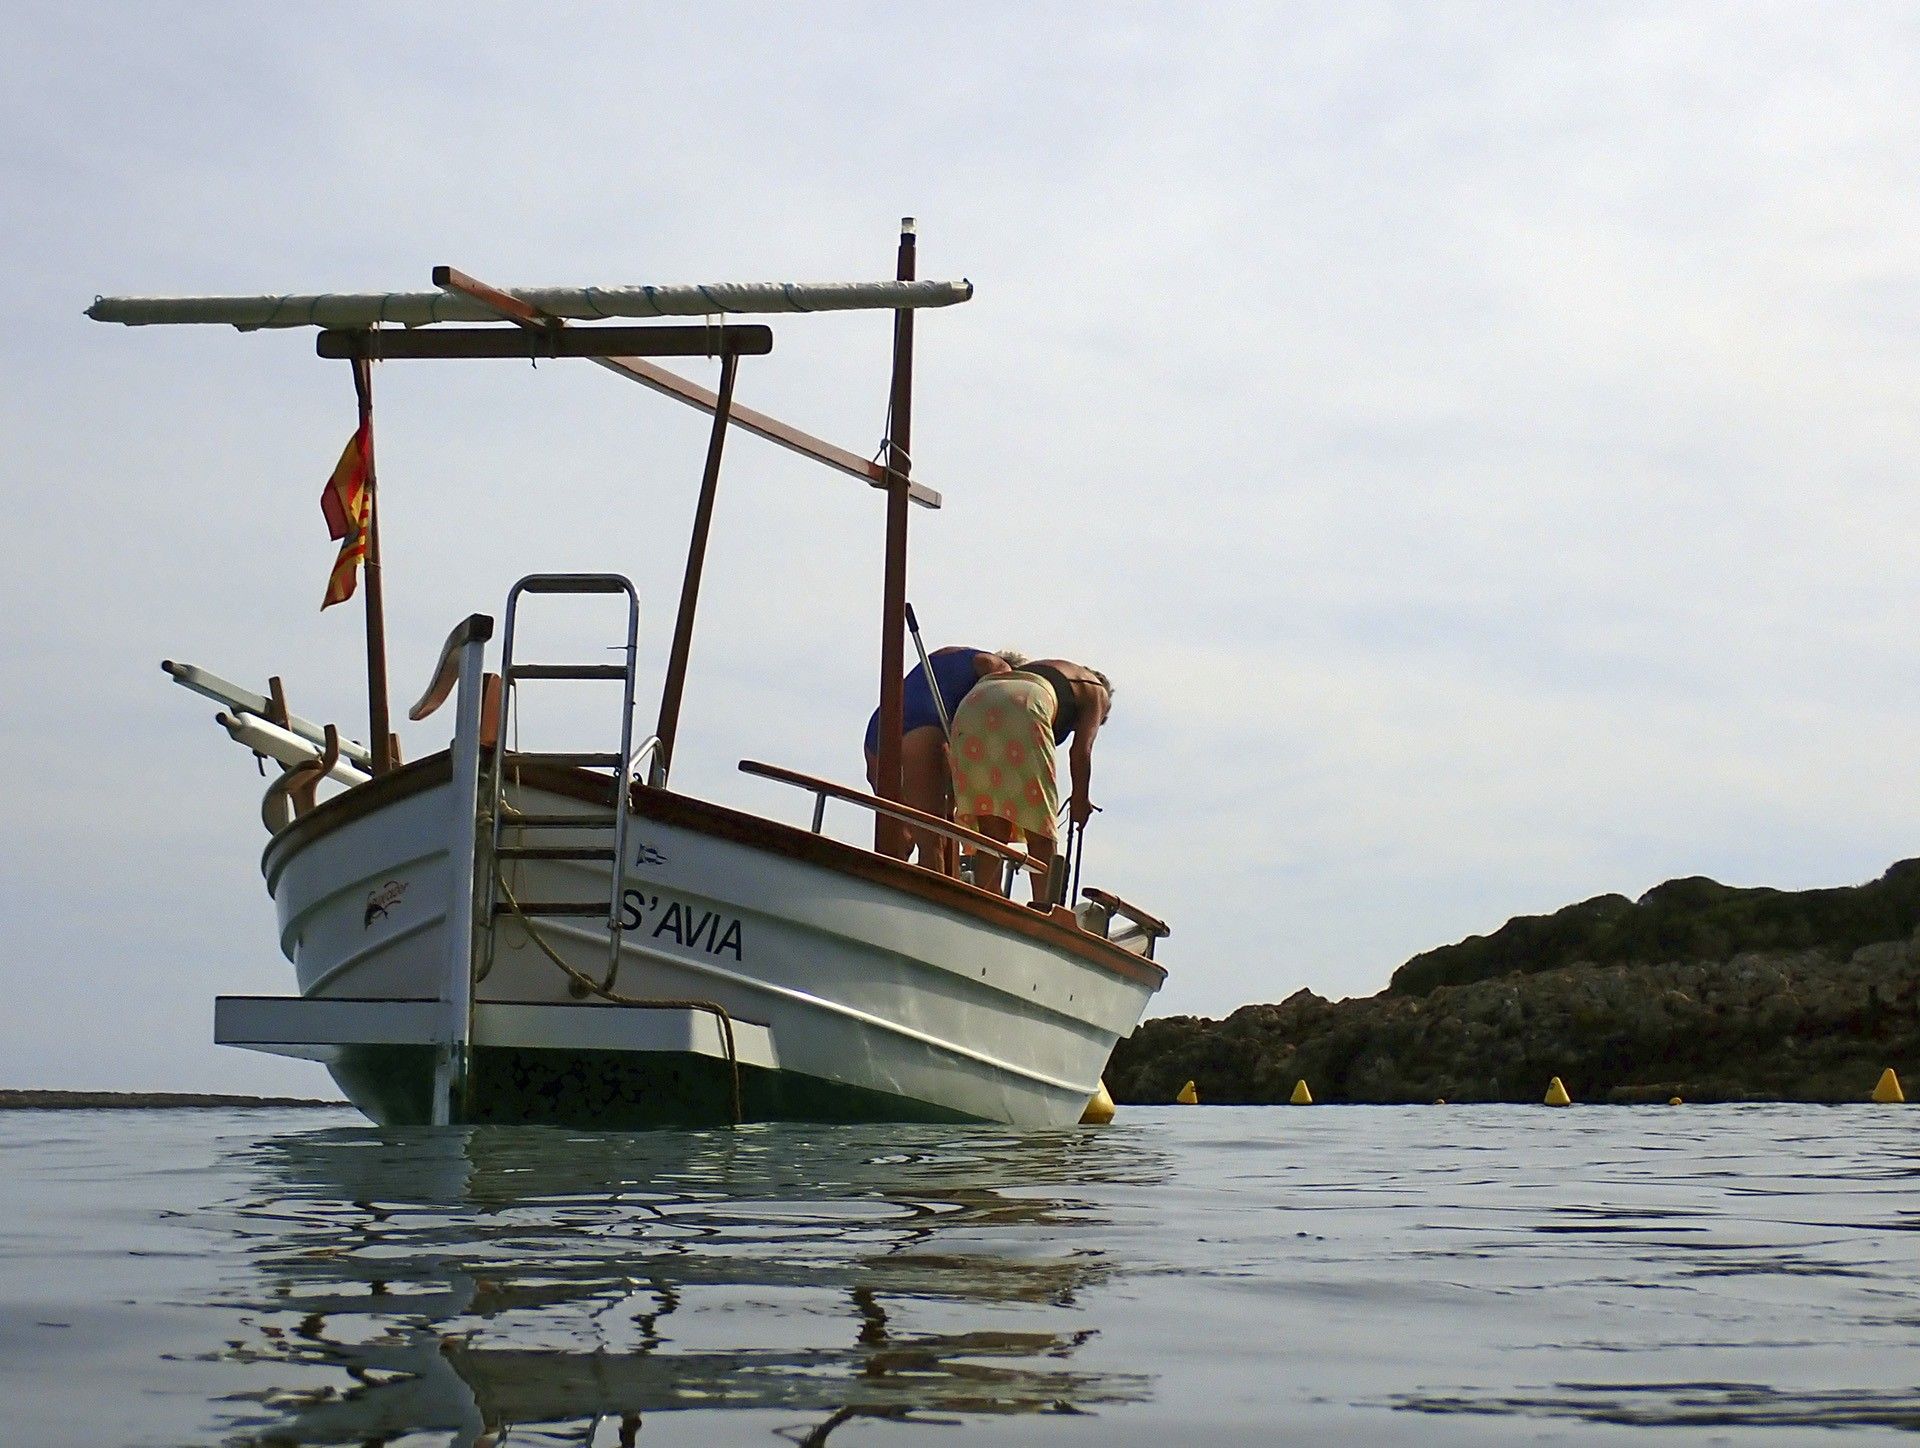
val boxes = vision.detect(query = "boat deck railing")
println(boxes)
[737,759,1045,896]
[738,760,1169,956]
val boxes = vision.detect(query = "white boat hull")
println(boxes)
[243,756,1164,1128]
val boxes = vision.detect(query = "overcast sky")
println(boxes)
[4,3,1917,1095]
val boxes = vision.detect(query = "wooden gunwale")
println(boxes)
[737,759,1043,873]
[261,752,1167,989]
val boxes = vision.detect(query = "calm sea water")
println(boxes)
[0,1105,1914,1446]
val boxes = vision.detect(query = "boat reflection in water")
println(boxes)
[210,1124,1161,1444]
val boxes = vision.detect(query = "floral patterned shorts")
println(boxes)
[949,671,1059,842]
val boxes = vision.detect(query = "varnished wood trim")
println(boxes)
[627,782,1167,988]
[263,752,452,888]
[263,751,1168,989]
[1082,887,1171,938]
[739,759,1040,871]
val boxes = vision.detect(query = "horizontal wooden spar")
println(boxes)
[88,278,973,329]
[316,324,772,360]
[436,265,941,509]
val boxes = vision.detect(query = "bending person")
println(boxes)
[865,646,1024,868]
[949,658,1112,901]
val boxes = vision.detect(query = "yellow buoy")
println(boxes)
[1872,1068,1905,1104]
[1080,1080,1116,1125]
[1668,1096,1683,1106]
[1175,1079,1199,1105]
[1434,1098,1447,1106]
[1544,1076,1572,1107]
[1290,1079,1314,1105]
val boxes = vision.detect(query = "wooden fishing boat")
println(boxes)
[94,226,1169,1128]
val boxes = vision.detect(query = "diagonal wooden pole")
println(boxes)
[654,351,740,784]
[423,269,756,789]
[430,267,941,509]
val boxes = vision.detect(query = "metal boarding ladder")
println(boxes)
[483,574,642,989]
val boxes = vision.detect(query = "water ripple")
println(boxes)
[0,1105,1915,1443]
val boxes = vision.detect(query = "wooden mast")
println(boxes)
[351,355,394,775]
[874,219,917,830]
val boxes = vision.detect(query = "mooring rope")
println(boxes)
[493,872,744,1125]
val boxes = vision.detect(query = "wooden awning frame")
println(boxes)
[95,235,949,818]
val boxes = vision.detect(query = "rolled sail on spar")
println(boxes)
[86,279,975,330]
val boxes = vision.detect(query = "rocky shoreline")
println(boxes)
[0,1090,341,1110]
[1110,861,1920,1105]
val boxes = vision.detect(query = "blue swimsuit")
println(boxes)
[864,648,991,754]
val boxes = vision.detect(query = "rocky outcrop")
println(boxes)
[1389,859,1920,995]
[1109,865,1920,1104]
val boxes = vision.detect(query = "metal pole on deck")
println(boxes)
[905,603,951,740]
[351,356,395,774]
[874,219,917,830]
[654,349,741,785]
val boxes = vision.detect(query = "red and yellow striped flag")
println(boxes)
[320,421,371,609]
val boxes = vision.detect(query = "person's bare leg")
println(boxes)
[900,727,951,868]
[972,814,1013,894]
[934,743,957,874]
[865,748,912,859]
[933,760,956,875]
[1024,834,1057,905]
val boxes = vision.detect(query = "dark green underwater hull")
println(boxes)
[329,1045,978,1129]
